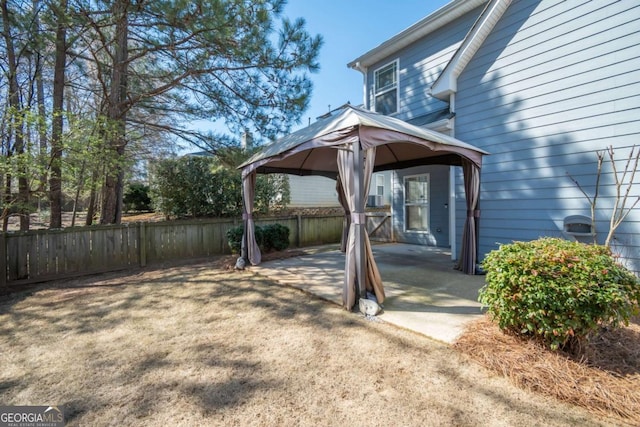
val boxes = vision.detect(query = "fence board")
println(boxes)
[0,233,5,289]
[26,234,38,280]
[7,235,19,281]
[49,233,61,276]
[164,224,175,260]
[103,228,114,269]
[77,229,91,271]
[63,232,72,274]
[17,233,30,279]
[128,226,139,265]
[37,232,48,276]
[91,229,101,267]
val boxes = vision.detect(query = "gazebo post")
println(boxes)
[353,140,367,300]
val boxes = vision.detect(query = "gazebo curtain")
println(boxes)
[336,177,350,253]
[241,170,261,265]
[361,148,384,305]
[457,158,480,274]
[337,143,385,310]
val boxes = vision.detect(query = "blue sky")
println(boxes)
[284,0,450,130]
[184,1,450,152]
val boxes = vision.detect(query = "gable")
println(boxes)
[348,1,511,125]
[430,0,514,100]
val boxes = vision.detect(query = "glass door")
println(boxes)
[404,174,429,232]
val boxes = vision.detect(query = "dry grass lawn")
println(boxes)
[0,260,627,426]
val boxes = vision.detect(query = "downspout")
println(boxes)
[353,62,369,109]
[449,92,457,261]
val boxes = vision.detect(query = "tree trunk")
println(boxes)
[49,0,67,229]
[1,0,29,231]
[101,0,128,224]
[2,173,11,231]
[85,168,99,226]
[34,0,48,206]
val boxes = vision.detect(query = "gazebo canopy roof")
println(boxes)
[239,105,488,178]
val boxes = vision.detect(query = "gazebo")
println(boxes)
[239,105,488,310]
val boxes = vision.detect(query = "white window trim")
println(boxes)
[403,173,430,234]
[376,174,385,197]
[373,59,399,115]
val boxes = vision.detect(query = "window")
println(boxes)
[374,60,398,115]
[404,174,429,232]
[376,175,384,198]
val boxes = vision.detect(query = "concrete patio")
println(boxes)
[252,243,486,344]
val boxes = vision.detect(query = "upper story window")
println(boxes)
[374,60,398,115]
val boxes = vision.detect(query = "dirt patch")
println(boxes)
[455,316,640,426]
[0,261,617,426]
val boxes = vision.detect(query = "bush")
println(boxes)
[261,223,290,252]
[226,224,289,254]
[150,156,289,219]
[479,237,640,351]
[123,182,152,212]
[226,226,244,254]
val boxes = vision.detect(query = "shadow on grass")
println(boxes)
[0,255,616,426]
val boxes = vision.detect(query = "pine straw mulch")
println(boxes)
[454,315,640,426]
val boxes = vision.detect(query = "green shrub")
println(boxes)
[226,226,244,254]
[261,223,290,252]
[226,224,289,254]
[479,237,640,351]
[123,182,152,212]
[150,157,289,219]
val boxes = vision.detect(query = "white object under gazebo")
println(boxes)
[239,105,488,310]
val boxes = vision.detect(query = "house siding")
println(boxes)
[392,165,450,247]
[288,175,340,208]
[369,171,393,207]
[365,5,484,121]
[454,0,640,271]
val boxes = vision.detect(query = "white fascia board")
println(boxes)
[424,118,453,132]
[431,0,513,100]
[347,0,488,70]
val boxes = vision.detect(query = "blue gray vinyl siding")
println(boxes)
[455,0,640,271]
[392,165,450,247]
[365,5,484,122]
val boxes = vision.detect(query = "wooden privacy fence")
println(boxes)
[1,214,349,289]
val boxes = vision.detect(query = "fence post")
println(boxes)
[296,214,302,247]
[0,233,6,289]
[139,222,147,267]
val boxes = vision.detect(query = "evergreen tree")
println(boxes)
[78,0,321,223]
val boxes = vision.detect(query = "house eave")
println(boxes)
[347,0,488,70]
[424,118,453,132]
